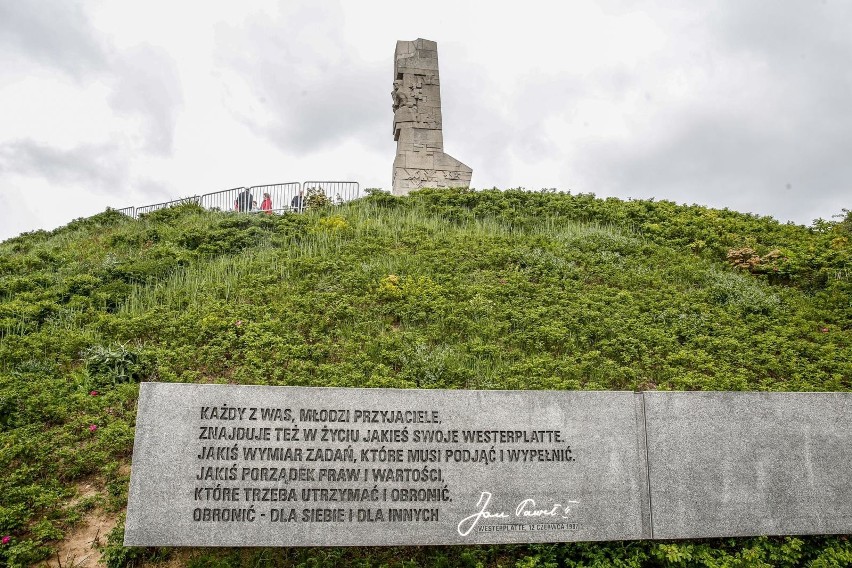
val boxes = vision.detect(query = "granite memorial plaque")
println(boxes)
[644,391,852,539]
[125,384,650,546]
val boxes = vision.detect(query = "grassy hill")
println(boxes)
[0,188,850,567]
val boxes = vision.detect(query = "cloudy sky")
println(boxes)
[1,1,850,242]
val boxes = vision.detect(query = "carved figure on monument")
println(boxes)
[392,38,472,195]
[391,80,408,112]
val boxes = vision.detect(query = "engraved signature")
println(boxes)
[457,491,579,536]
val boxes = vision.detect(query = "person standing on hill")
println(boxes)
[236,187,254,212]
[290,189,305,213]
[260,192,273,213]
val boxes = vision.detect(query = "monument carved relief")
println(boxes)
[392,39,472,195]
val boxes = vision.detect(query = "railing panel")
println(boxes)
[247,182,302,213]
[199,187,244,212]
[136,196,199,216]
[116,207,136,218]
[302,181,361,205]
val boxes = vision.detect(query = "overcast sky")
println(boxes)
[1,1,850,242]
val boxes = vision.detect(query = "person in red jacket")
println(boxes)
[260,192,273,214]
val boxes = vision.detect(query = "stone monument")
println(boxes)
[392,39,472,195]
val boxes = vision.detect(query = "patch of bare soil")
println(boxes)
[41,509,118,568]
[31,480,116,568]
[64,480,99,510]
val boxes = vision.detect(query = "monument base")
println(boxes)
[392,153,473,194]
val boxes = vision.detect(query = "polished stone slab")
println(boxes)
[125,384,649,546]
[644,391,852,539]
[127,386,852,546]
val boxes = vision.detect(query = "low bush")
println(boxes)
[0,190,849,566]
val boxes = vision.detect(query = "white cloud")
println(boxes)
[108,45,184,155]
[1,0,850,242]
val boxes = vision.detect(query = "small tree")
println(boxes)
[305,187,332,209]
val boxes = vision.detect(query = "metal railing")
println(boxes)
[302,181,360,205]
[136,196,200,216]
[248,182,304,213]
[126,180,362,220]
[198,187,245,212]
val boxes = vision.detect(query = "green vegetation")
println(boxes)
[0,188,850,567]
